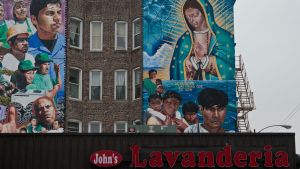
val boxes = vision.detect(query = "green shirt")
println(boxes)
[143,78,157,95]
[31,73,55,91]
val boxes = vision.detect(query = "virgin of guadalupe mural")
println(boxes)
[143,0,235,80]
[170,0,235,80]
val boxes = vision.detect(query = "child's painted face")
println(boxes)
[53,121,59,130]
[14,2,27,21]
[184,112,198,124]
[23,70,35,84]
[31,118,37,126]
[149,98,162,112]
[39,62,50,74]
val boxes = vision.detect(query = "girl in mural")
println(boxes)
[8,0,36,36]
[170,0,235,80]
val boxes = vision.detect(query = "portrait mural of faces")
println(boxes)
[0,0,65,133]
[143,0,237,133]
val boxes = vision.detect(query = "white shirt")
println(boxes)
[1,53,35,81]
[184,123,209,133]
[184,123,236,133]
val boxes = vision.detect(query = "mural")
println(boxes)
[0,0,65,133]
[143,0,237,133]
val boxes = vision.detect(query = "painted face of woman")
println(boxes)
[14,2,27,21]
[184,8,206,31]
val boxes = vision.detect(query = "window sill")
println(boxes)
[87,100,103,103]
[132,46,141,51]
[132,98,141,101]
[89,49,103,53]
[68,97,82,102]
[69,45,82,50]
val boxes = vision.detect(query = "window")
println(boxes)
[90,21,103,51]
[114,70,127,100]
[133,68,141,99]
[115,21,127,50]
[89,70,102,100]
[67,119,82,133]
[69,68,82,100]
[132,18,141,49]
[70,17,83,49]
[114,121,127,133]
[88,121,102,133]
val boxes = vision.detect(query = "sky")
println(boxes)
[234,0,300,153]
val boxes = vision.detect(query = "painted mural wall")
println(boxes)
[143,0,237,133]
[0,0,65,133]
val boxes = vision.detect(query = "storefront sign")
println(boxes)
[90,150,122,167]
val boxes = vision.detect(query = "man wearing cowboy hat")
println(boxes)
[1,24,34,82]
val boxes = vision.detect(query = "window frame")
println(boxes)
[114,69,127,100]
[69,17,83,49]
[90,21,103,51]
[132,67,141,100]
[89,69,102,101]
[67,119,82,133]
[88,121,102,133]
[132,18,141,50]
[114,121,128,133]
[115,21,128,51]
[69,67,82,100]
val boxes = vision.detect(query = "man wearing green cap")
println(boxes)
[31,53,61,92]
[12,60,37,90]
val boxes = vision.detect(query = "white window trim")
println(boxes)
[132,18,141,50]
[115,21,128,50]
[132,67,141,100]
[68,119,82,133]
[69,67,82,101]
[70,17,83,49]
[114,121,128,133]
[114,69,127,100]
[89,69,102,100]
[90,21,103,51]
[88,121,102,133]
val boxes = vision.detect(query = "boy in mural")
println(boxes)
[170,0,235,80]
[182,101,199,125]
[26,115,46,133]
[47,120,63,133]
[7,0,36,36]
[31,53,57,91]
[29,0,65,99]
[143,69,158,95]
[184,88,234,133]
[146,94,163,123]
[147,91,188,133]
[12,59,37,90]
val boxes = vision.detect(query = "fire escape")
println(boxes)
[236,55,255,132]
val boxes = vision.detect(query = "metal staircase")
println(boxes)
[236,55,255,132]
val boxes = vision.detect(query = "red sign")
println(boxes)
[90,150,122,167]
[130,145,289,168]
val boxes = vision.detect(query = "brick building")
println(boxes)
[66,0,142,133]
